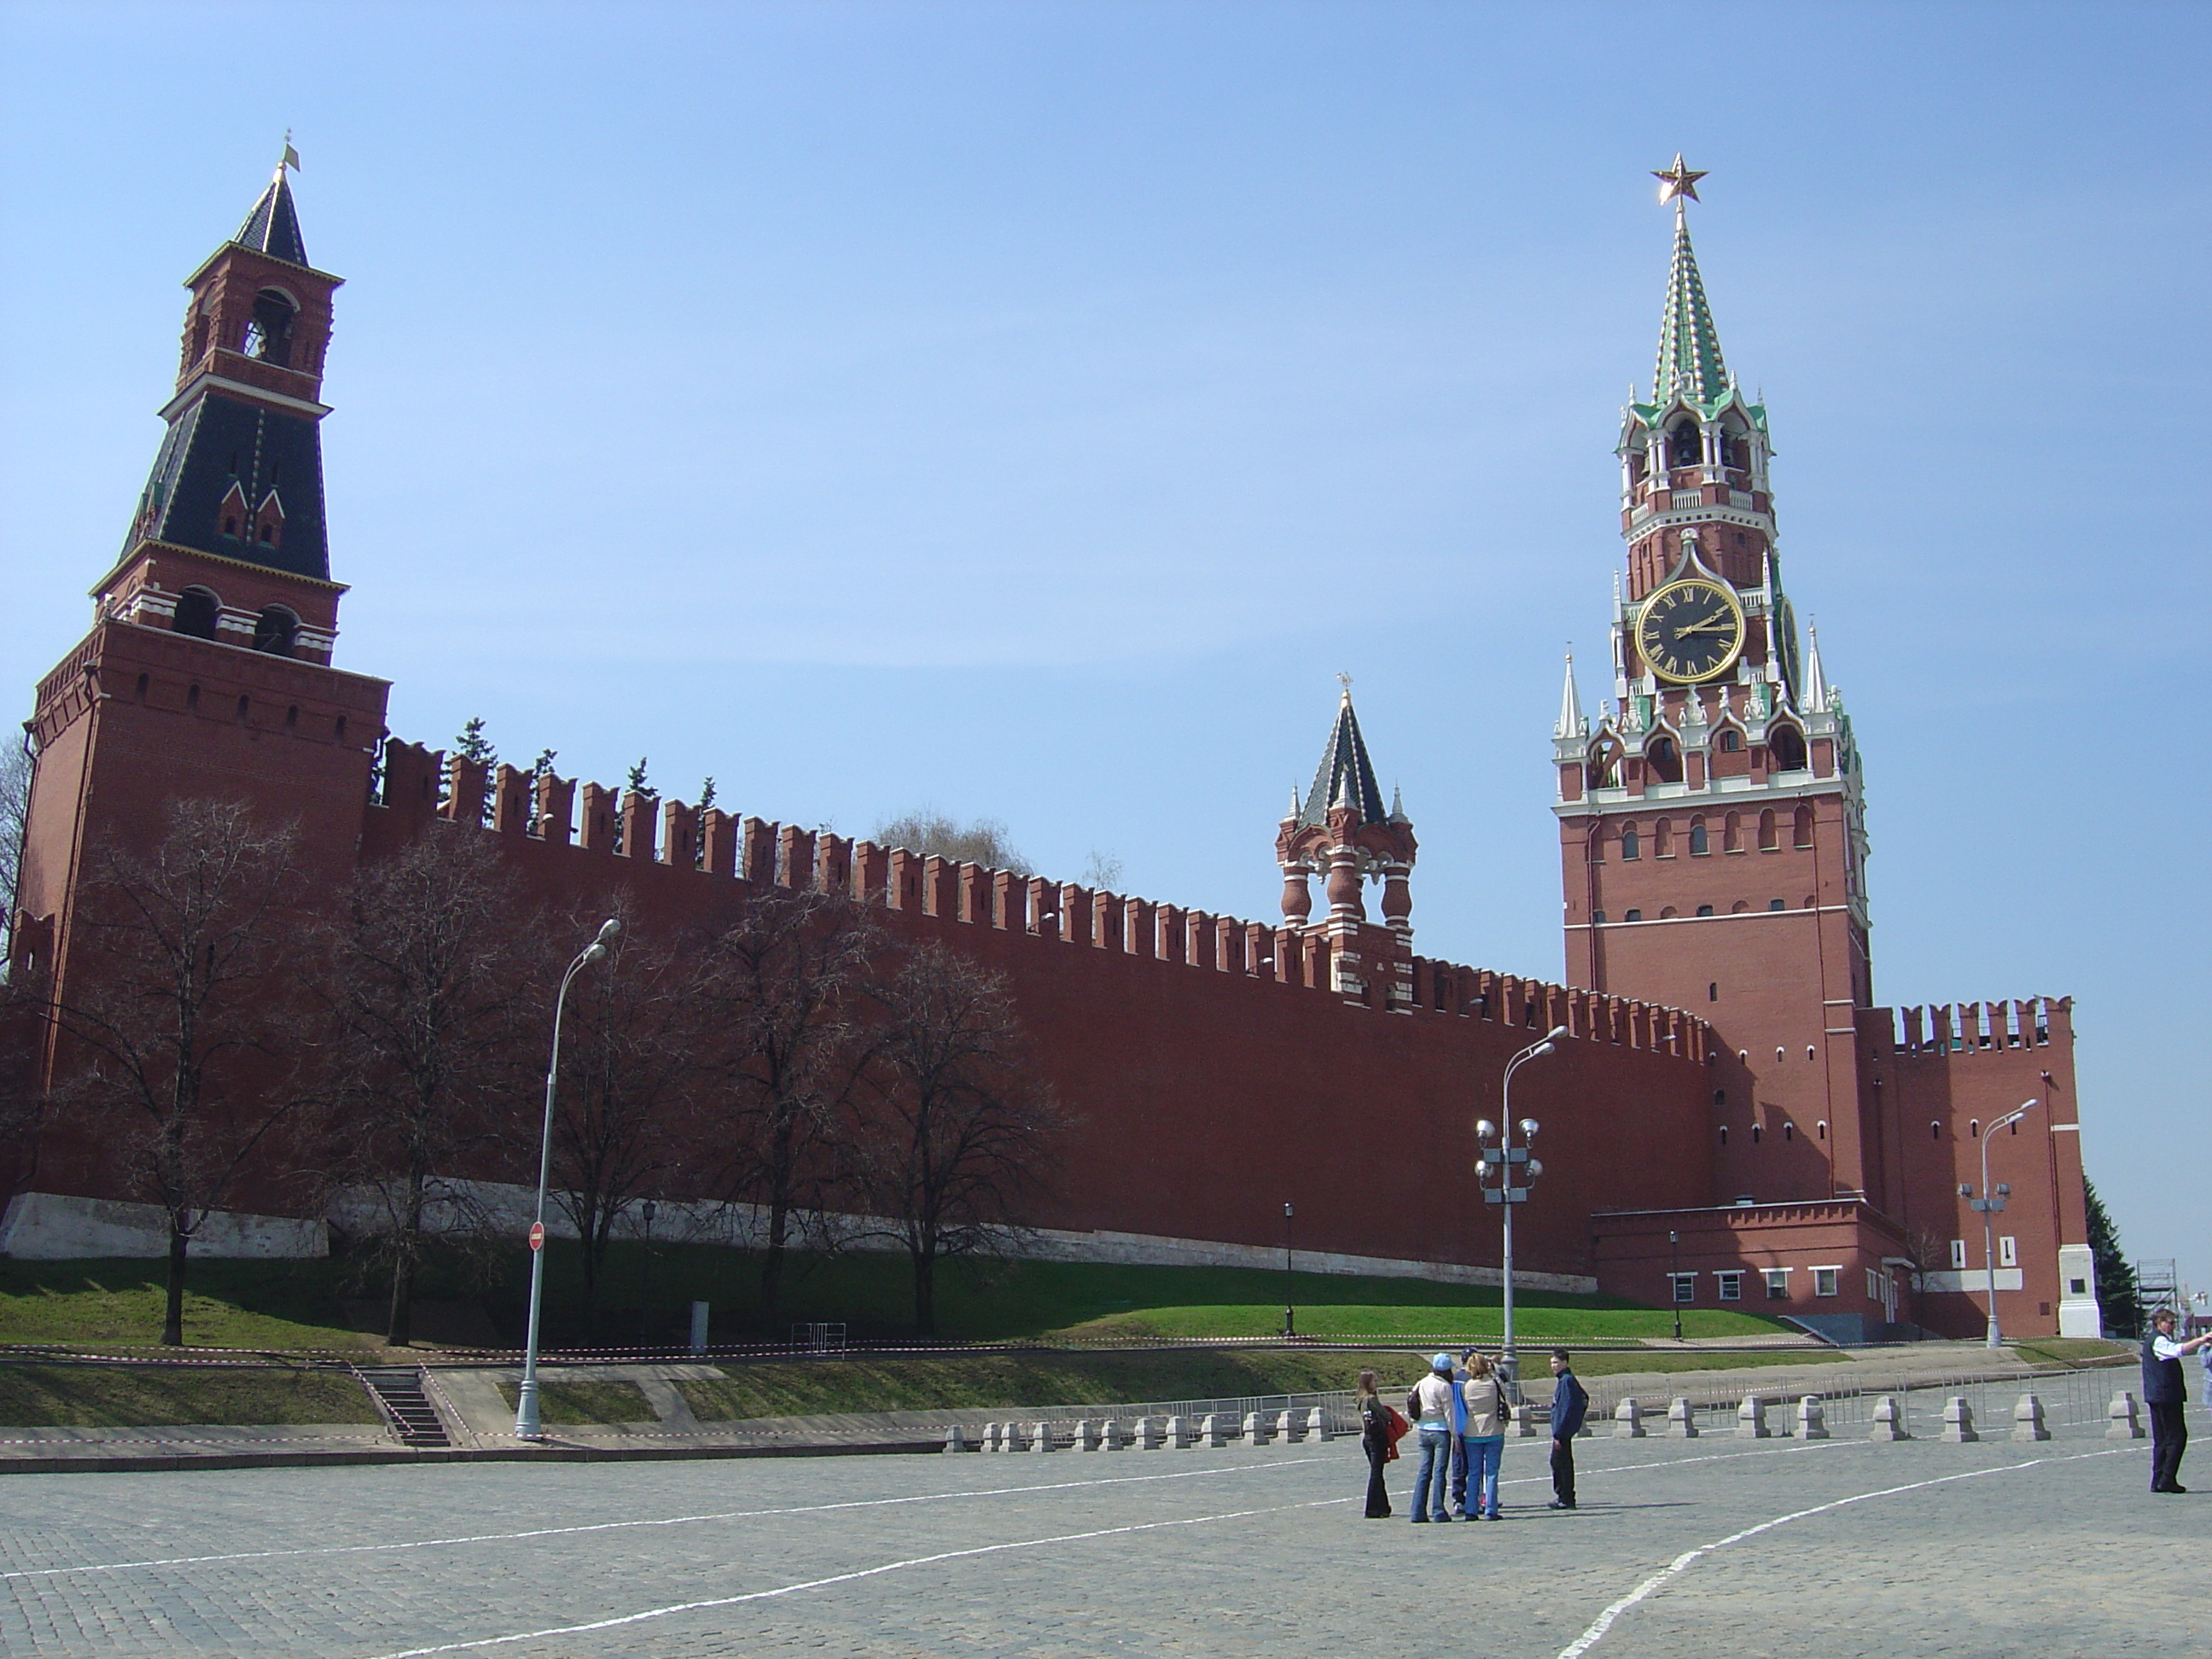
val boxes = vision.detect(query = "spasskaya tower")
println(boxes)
[1554,160,1872,1206]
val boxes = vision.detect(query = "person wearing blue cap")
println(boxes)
[1408,1353,1458,1522]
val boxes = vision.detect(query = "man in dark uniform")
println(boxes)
[1546,1348,1590,1510]
[2143,1307,2212,1493]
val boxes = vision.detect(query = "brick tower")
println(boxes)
[1553,160,1872,1207]
[9,154,390,1097]
[1278,681,1417,1007]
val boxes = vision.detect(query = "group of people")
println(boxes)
[1356,1348,1590,1522]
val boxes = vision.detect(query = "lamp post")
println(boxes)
[1477,1025,1567,1400]
[1282,1202,1295,1338]
[514,917,620,1440]
[1962,1097,2038,1351]
[638,1198,657,1349]
[1669,1229,1682,1342]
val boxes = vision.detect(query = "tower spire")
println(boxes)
[1650,159,1727,409]
[1555,650,1586,740]
[1298,686,1388,829]
[1804,623,1831,713]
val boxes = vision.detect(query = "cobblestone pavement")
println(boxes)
[0,1404,2199,1658]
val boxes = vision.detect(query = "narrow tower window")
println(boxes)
[242,288,296,366]
[1620,824,1640,861]
[1689,818,1708,855]
[1668,421,1702,469]
[1647,737,1683,784]
[1770,724,1807,771]
[1793,806,1815,848]
[172,586,219,640]
[252,606,298,657]
[1757,808,1778,851]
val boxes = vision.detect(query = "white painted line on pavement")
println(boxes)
[1555,1447,2127,1659]
[0,1456,1330,1584]
[359,1495,1351,1659]
[0,1436,1848,1586]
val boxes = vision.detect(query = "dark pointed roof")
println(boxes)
[1297,692,1389,829]
[1651,207,1726,410]
[233,167,308,266]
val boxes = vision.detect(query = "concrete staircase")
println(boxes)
[357,1367,451,1447]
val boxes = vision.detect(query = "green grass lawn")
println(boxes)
[0,1243,1796,1353]
[492,1243,1799,1347]
[672,1345,1832,1421]
[0,1363,379,1428]
[491,1378,656,1425]
[0,1259,376,1352]
[2011,1337,2133,1367]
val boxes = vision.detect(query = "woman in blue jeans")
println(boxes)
[1458,1353,1508,1519]
[1409,1353,1458,1522]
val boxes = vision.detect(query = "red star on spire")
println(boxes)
[1653,154,1708,206]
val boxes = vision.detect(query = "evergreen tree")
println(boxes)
[626,757,655,797]
[453,717,497,767]
[2083,1178,2140,1337]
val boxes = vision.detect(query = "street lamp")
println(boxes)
[1669,1229,1682,1342]
[638,1198,658,1349]
[1478,1025,1568,1400]
[1282,1202,1295,1338]
[1961,1097,2038,1351]
[515,917,620,1440]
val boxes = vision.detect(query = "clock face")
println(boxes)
[1635,578,1746,684]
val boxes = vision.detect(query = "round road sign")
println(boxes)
[527,1221,546,1251]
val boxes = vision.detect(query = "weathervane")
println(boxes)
[1652,154,1706,214]
[1336,670,1353,699]
[278,130,300,177]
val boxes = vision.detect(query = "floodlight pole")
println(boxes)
[1970,1099,2038,1350]
[515,918,620,1440]
[1487,1026,1568,1402]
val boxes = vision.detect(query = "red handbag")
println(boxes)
[1384,1406,1412,1461]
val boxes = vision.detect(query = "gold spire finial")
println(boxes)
[1336,670,1353,701]
[1653,154,1705,207]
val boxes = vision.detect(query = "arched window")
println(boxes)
[1793,806,1815,848]
[1708,983,1718,1003]
[1784,1121,1795,1141]
[1930,1121,1941,1140]
[1757,808,1778,851]
[1587,743,1619,789]
[1752,1123,1763,1144]
[1970,1120,1980,1138]
[1647,736,1683,784]
[242,288,296,366]
[1718,728,1743,752]
[252,606,297,657]
[1817,1121,1827,1140]
[1695,904,1714,917]
[1620,824,1640,861]
[1689,818,1708,855]
[1656,818,1674,858]
[1730,899,1749,913]
[173,586,219,639]
[1768,898,1785,911]
[1719,1125,1729,1145]
[1660,905,1679,918]
[1723,811,1741,853]
[1623,908,1642,923]
[1668,421,1702,469]
[1770,724,1807,771]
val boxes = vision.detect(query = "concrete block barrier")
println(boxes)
[1941,1397,1977,1443]
[1868,1396,1911,1441]
[2108,1392,2145,1441]
[1737,1396,1772,1439]
[1309,1406,1333,1442]
[1614,1398,1644,1438]
[943,1425,968,1453]
[1276,1408,1301,1443]
[1666,1396,1699,1438]
[1032,1421,1054,1452]
[1243,1412,1272,1447]
[2012,1394,2051,1442]
[1796,1397,1828,1440]
[1135,1416,1166,1450]
[1168,1415,1196,1449]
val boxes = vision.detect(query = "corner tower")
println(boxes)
[9,154,388,1038]
[1555,162,1872,1206]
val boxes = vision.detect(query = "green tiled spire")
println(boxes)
[1651,206,1729,410]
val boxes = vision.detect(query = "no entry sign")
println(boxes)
[527,1221,545,1252]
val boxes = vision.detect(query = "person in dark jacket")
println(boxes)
[1546,1348,1590,1510]
[1355,1369,1394,1518]
[2143,1308,2212,1493]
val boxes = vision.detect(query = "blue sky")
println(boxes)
[4,2,2206,1291]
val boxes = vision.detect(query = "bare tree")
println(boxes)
[36,800,315,1345]
[871,810,1030,876]
[844,943,1066,1336]
[323,825,538,1346]
[549,913,705,1315]
[697,888,878,1325]
[0,740,29,946]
